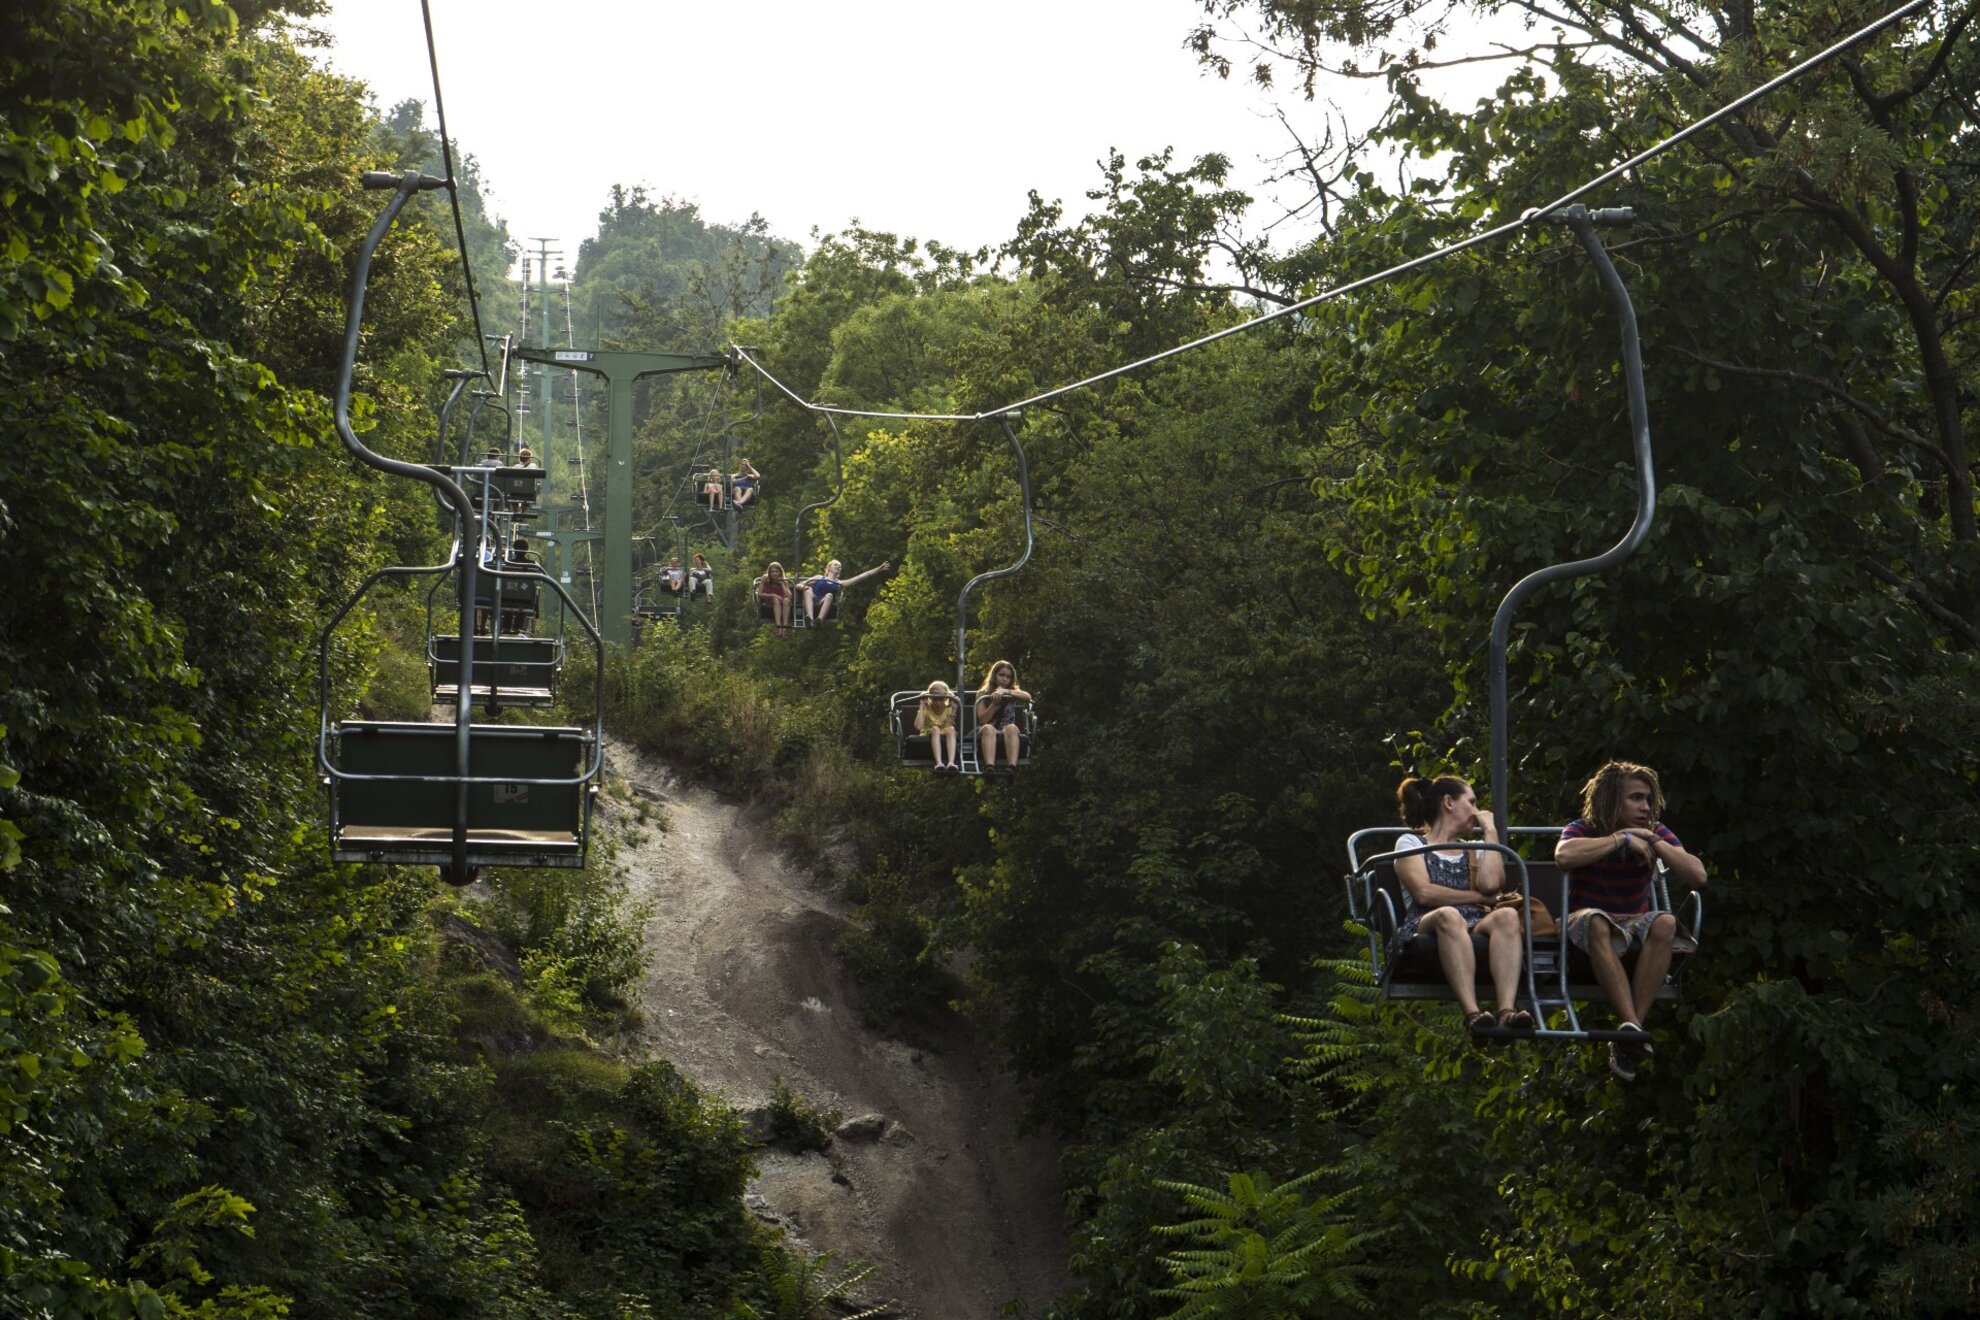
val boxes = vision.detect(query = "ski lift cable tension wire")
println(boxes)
[419,0,489,380]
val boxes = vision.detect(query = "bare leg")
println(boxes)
[1583,918,1639,1025]
[979,728,998,769]
[1002,723,1021,764]
[1422,908,1481,1016]
[816,593,837,621]
[1478,906,1523,1010]
[1630,913,1678,1024]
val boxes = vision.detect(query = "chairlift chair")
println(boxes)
[886,413,1037,777]
[472,563,543,630]
[632,533,691,622]
[1343,828,1702,1040]
[441,463,542,522]
[320,169,605,887]
[1337,205,1703,1041]
[754,577,815,629]
[889,690,1037,776]
[329,721,597,875]
[430,633,562,710]
[633,581,682,623]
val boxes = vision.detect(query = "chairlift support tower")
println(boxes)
[512,345,728,643]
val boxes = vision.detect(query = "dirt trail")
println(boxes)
[603,737,1068,1318]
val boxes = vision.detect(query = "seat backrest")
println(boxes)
[432,635,559,687]
[490,468,542,506]
[473,573,541,609]
[335,722,586,834]
[890,692,941,755]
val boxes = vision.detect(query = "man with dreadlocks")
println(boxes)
[1553,761,1707,1080]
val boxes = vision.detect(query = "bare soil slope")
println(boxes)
[604,737,1068,1318]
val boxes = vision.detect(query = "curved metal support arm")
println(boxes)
[461,391,498,465]
[488,334,514,401]
[956,414,1035,694]
[338,170,484,879]
[435,371,475,465]
[1488,205,1654,834]
[794,413,847,569]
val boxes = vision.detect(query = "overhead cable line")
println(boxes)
[420,0,490,378]
[730,0,1929,424]
[563,276,601,623]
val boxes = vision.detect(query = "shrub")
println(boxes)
[763,1078,839,1154]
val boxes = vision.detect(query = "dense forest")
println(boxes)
[3,0,1976,1318]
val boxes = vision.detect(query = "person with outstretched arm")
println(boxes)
[799,558,890,624]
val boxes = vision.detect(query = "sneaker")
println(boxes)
[1609,1022,1651,1080]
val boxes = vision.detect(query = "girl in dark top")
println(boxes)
[1394,773,1532,1037]
[974,660,1032,770]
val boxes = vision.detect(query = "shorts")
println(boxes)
[1564,908,1693,956]
[1393,902,1486,945]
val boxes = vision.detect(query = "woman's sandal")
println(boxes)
[1464,1010,1495,1039]
[1497,1006,1536,1031]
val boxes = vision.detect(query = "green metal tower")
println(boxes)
[511,345,727,644]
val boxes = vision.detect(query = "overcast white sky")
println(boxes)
[307,0,1457,267]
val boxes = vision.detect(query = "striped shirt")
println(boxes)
[1560,819,1680,915]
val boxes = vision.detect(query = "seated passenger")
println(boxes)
[730,458,760,508]
[973,660,1031,770]
[688,552,714,602]
[1553,760,1706,1080]
[915,682,960,772]
[798,557,890,624]
[479,446,503,468]
[754,561,792,636]
[660,556,687,597]
[1393,773,1531,1038]
[515,445,538,468]
[700,469,727,509]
